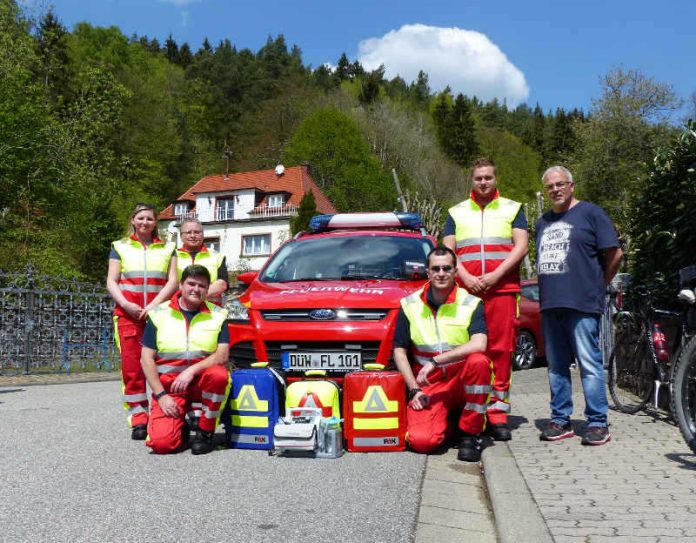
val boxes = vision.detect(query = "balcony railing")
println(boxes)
[248,204,298,218]
[174,204,297,224]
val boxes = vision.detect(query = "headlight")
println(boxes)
[227,298,250,322]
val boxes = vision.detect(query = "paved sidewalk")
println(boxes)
[492,367,696,543]
[416,449,496,542]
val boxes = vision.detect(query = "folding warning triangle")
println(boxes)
[301,393,321,408]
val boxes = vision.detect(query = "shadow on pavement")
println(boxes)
[664,452,696,470]
[508,415,528,431]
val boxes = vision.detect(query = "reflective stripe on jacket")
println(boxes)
[148,296,228,374]
[448,193,522,294]
[112,237,175,317]
[400,285,481,371]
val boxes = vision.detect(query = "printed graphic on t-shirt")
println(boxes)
[538,221,572,275]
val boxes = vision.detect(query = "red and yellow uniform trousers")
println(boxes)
[112,236,175,428]
[449,194,522,425]
[400,287,493,453]
[176,246,225,305]
[145,298,231,454]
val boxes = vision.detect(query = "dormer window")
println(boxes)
[268,194,284,208]
[174,202,189,216]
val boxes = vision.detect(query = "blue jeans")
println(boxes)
[541,308,608,427]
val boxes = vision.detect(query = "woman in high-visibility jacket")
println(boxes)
[106,203,178,440]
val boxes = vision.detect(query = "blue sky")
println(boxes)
[30,0,696,116]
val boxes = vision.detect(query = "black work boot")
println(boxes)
[191,429,215,455]
[131,424,147,441]
[491,424,512,441]
[457,433,482,462]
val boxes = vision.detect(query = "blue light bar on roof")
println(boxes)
[308,212,423,232]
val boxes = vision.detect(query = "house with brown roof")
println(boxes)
[159,164,337,271]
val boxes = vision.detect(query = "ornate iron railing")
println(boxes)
[0,264,119,375]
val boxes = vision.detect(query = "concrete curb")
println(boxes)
[481,442,554,543]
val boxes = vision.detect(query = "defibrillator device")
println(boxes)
[343,369,407,452]
[224,366,284,450]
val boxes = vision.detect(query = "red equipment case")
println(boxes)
[343,371,406,452]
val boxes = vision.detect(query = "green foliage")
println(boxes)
[628,122,696,305]
[290,191,318,235]
[282,107,395,211]
[477,127,542,203]
[568,68,679,230]
[432,92,479,167]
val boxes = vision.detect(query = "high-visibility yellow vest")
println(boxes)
[176,246,224,283]
[448,194,522,294]
[400,286,481,370]
[148,296,228,375]
[112,236,175,317]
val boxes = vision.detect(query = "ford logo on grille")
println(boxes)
[309,309,337,320]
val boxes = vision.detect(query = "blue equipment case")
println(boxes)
[224,368,284,450]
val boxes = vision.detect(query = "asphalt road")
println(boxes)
[0,381,425,543]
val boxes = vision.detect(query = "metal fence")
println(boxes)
[0,265,119,375]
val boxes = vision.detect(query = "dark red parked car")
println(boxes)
[514,279,545,370]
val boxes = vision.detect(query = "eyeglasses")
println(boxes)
[544,181,572,192]
[429,265,454,273]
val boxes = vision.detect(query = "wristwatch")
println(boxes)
[154,390,167,401]
[408,387,422,401]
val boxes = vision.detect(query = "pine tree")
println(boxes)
[35,9,70,107]
[164,34,179,63]
[446,94,479,166]
[336,53,351,81]
[290,191,318,235]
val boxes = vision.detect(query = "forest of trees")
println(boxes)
[1,0,693,294]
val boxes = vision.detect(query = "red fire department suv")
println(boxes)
[226,212,435,379]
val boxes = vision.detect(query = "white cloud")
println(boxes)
[358,24,529,106]
[158,0,201,6]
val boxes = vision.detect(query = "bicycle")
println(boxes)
[669,265,696,453]
[607,288,681,413]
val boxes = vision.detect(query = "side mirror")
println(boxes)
[401,261,427,280]
[237,271,258,285]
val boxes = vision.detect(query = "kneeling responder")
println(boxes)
[140,265,230,455]
[393,246,493,462]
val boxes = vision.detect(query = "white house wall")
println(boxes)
[159,218,291,273]
[193,189,256,222]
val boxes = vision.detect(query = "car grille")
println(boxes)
[260,309,388,321]
[229,341,257,368]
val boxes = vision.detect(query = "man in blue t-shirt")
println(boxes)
[536,166,623,446]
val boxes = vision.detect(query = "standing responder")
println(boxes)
[176,218,228,306]
[443,158,529,441]
[106,203,178,440]
[141,265,230,455]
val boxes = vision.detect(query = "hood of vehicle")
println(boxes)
[241,279,426,309]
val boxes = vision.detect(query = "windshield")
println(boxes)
[260,234,433,282]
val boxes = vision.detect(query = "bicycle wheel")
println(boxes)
[670,338,696,454]
[608,324,653,413]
